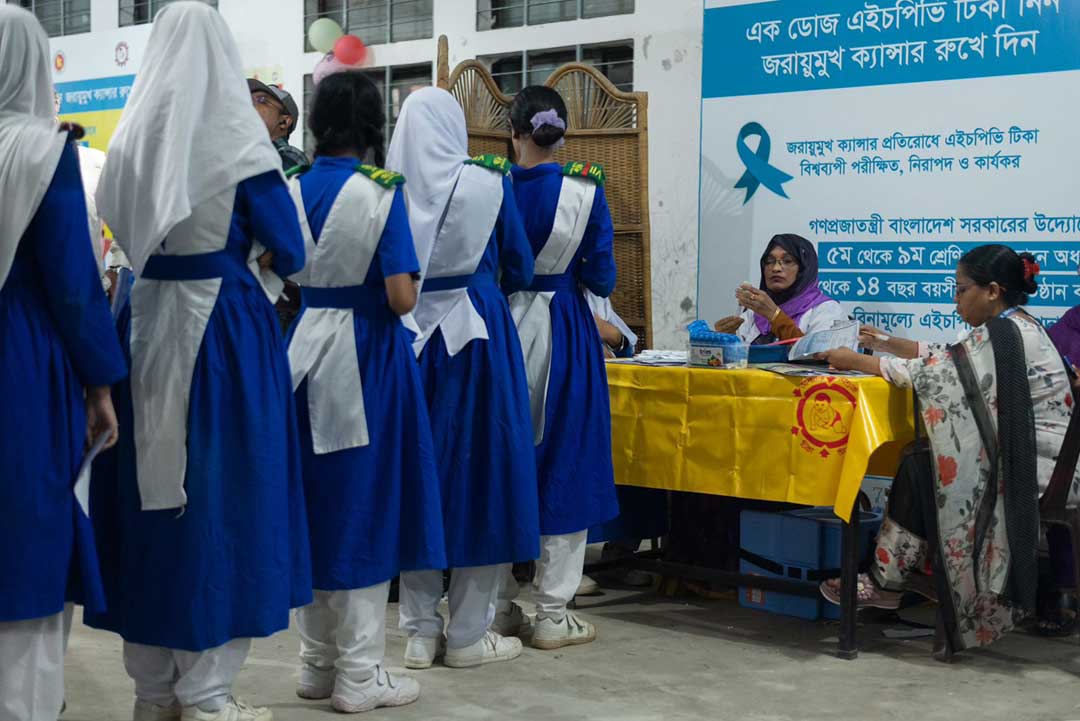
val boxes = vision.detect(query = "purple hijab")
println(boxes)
[1049,306,1080,367]
[753,234,832,337]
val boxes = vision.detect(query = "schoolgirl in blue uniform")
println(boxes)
[501,86,620,649]
[386,87,540,670]
[287,71,445,713]
[86,5,311,720]
[0,9,126,719]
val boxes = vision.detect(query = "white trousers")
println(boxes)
[124,638,251,712]
[399,564,507,649]
[497,531,587,621]
[296,582,390,690]
[0,611,66,721]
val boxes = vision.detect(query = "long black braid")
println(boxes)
[309,71,386,166]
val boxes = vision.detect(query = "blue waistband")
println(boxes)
[302,285,385,309]
[422,272,498,293]
[526,274,577,293]
[141,250,246,281]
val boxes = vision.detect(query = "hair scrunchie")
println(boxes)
[530,109,566,148]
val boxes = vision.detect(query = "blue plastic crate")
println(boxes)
[739,507,883,621]
[748,343,790,364]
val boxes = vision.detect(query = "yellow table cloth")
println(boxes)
[607,363,916,521]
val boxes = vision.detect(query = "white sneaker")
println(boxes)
[180,697,271,721]
[532,612,597,650]
[490,603,526,637]
[444,630,523,668]
[296,662,335,700]
[331,666,420,713]
[134,700,182,721]
[576,574,600,596]
[403,635,444,669]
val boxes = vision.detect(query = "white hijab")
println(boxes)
[0,6,69,287]
[95,1,281,276]
[385,87,470,282]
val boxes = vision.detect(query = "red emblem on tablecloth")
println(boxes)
[791,377,857,459]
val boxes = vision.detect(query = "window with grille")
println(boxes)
[477,0,633,31]
[118,0,217,27]
[481,41,634,96]
[302,63,432,160]
[8,0,90,37]
[304,0,433,51]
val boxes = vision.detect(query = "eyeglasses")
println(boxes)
[955,283,975,296]
[253,94,285,114]
[762,257,798,269]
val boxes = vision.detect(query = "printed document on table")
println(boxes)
[611,350,688,366]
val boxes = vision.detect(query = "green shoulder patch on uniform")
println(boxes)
[465,154,512,175]
[284,163,310,179]
[355,164,406,188]
[562,161,606,186]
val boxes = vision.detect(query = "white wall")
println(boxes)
[48,0,704,348]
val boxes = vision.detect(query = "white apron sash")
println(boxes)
[287,173,395,455]
[412,164,504,357]
[510,176,597,445]
[130,188,235,511]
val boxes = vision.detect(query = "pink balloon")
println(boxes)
[313,53,350,85]
[333,35,367,66]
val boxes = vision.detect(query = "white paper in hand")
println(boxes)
[790,319,860,361]
[74,431,111,518]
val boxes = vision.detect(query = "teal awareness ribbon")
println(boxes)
[734,122,793,205]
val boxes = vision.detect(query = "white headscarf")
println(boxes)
[0,6,69,287]
[385,87,470,282]
[95,1,281,276]
[77,145,107,264]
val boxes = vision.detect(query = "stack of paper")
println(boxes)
[612,350,688,366]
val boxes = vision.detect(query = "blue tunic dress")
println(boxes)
[293,156,446,590]
[418,174,540,568]
[86,171,313,652]
[0,142,127,623]
[510,163,619,536]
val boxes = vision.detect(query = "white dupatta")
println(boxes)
[510,176,597,444]
[95,2,281,278]
[0,7,68,287]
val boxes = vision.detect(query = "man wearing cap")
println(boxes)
[248,78,308,171]
[248,79,307,331]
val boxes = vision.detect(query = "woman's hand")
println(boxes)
[86,386,119,451]
[594,315,624,349]
[257,251,275,270]
[857,324,920,359]
[818,347,862,370]
[816,347,883,376]
[735,283,779,321]
[858,325,891,352]
[714,316,743,335]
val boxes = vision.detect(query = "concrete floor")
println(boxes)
[61,583,1080,721]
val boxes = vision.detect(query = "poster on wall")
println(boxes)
[698,0,1079,343]
[55,74,136,152]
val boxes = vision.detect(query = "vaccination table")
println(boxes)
[605,362,917,658]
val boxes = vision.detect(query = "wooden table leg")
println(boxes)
[838,501,860,660]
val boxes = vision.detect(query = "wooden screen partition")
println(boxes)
[436,39,653,349]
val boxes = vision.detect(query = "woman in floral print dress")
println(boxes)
[819,244,1080,654]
